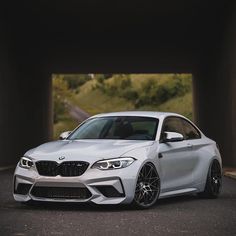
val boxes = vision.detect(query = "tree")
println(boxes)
[63,74,92,90]
[52,75,72,123]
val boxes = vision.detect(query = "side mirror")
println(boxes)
[162,131,184,143]
[59,131,71,140]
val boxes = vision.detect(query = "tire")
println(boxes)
[132,162,160,209]
[198,159,222,198]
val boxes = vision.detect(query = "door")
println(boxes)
[158,117,196,193]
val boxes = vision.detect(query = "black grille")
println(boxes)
[30,186,91,199]
[36,161,89,177]
[96,186,125,198]
[15,183,32,195]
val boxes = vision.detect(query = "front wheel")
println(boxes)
[199,159,222,198]
[133,162,160,209]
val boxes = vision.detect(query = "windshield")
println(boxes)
[68,116,159,141]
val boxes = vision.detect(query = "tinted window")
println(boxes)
[161,117,185,139]
[161,117,201,140]
[181,119,201,140]
[68,116,159,141]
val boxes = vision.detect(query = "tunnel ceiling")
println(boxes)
[2,0,232,72]
[1,1,236,168]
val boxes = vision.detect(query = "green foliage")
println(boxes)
[135,74,192,107]
[142,79,156,93]
[96,74,135,98]
[94,74,105,84]
[52,74,92,126]
[63,74,91,90]
[95,73,192,109]
[53,117,77,140]
[122,89,138,101]
[158,92,193,120]
[53,73,193,140]
[94,74,113,83]
[52,75,72,123]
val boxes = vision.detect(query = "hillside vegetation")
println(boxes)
[53,74,193,139]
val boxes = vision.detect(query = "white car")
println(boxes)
[13,111,222,209]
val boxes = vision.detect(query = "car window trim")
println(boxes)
[180,117,202,140]
[68,116,159,141]
[160,115,201,141]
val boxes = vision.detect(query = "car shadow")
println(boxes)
[13,194,200,212]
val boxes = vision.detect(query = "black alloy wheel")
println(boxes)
[133,162,160,209]
[199,159,222,198]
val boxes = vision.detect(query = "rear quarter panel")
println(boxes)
[192,136,222,192]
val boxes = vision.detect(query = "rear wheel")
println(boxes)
[199,160,222,198]
[133,162,160,209]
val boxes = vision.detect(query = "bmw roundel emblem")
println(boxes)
[59,156,65,160]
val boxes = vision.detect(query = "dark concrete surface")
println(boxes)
[0,169,236,236]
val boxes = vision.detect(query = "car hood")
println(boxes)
[26,139,155,163]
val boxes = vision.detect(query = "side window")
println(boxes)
[161,117,185,139]
[181,119,201,140]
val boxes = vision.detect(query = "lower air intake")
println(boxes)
[15,183,32,195]
[96,186,125,198]
[31,186,92,199]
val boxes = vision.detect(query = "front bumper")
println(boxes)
[13,162,139,205]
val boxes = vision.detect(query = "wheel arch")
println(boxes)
[132,161,161,208]
[200,157,222,192]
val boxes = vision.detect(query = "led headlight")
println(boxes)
[92,157,135,170]
[19,157,34,169]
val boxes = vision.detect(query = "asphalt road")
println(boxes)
[0,169,236,236]
[67,103,90,123]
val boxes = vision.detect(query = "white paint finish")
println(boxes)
[13,111,222,205]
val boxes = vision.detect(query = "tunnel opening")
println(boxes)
[52,74,193,139]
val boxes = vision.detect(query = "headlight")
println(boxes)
[19,157,34,169]
[92,157,135,170]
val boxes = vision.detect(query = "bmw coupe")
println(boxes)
[13,111,222,208]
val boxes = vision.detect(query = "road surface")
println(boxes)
[67,104,90,123]
[0,169,236,236]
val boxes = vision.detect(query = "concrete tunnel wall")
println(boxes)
[192,4,236,167]
[1,1,236,167]
[0,29,53,166]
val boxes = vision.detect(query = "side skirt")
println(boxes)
[159,188,198,199]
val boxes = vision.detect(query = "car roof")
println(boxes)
[91,111,184,119]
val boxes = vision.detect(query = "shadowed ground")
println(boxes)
[0,169,236,236]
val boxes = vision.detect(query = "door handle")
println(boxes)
[158,153,163,158]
